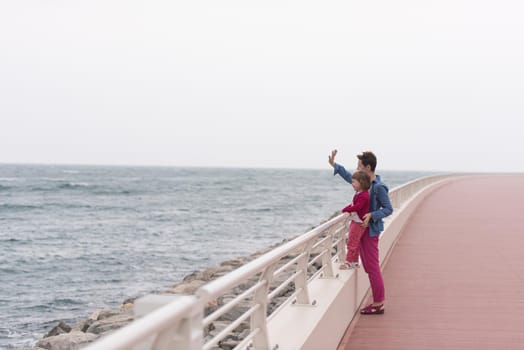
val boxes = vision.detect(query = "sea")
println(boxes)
[0,164,436,349]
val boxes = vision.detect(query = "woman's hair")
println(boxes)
[352,170,371,190]
[357,151,377,172]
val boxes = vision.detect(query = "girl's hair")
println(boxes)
[352,170,371,190]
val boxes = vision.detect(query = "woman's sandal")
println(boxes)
[360,303,385,315]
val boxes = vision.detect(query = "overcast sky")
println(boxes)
[1,1,523,172]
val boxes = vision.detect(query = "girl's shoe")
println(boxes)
[339,262,359,270]
[360,303,384,315]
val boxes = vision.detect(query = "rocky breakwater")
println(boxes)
[18,212,339,350]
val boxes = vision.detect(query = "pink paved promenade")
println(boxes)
[338,175,524,350]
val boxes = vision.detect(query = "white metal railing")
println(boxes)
[389,174,453,209]
[197,215,349,350]
[83,173,458,350]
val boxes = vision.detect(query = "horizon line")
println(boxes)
[0,161,501,174]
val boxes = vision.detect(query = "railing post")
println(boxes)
[173,304,203,350]
[251,264,276,350]
[391,189,400,209]
[149,310,202,350]
[320,230,335,278]
[294,241,314,304]
[133,294,203,350]
[336,217,349,264]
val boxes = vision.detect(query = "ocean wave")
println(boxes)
[29,186,52,192]
[0,327,37,350]
[51,298,84,306]
[19,304,50,312]
[0,204,42,211]
[0,237,32,244]
[0,177,20,182]
[240,207,273,213]
[58,182,90,189]
[0,267,20,274]
[28,182,93,192]
[92,189,132,195]
[0,184,11,191]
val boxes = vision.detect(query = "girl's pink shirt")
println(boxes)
[341,190,370,221]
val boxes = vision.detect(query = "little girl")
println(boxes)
[339,170,371,269]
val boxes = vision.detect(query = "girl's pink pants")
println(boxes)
[345,221,367,263]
